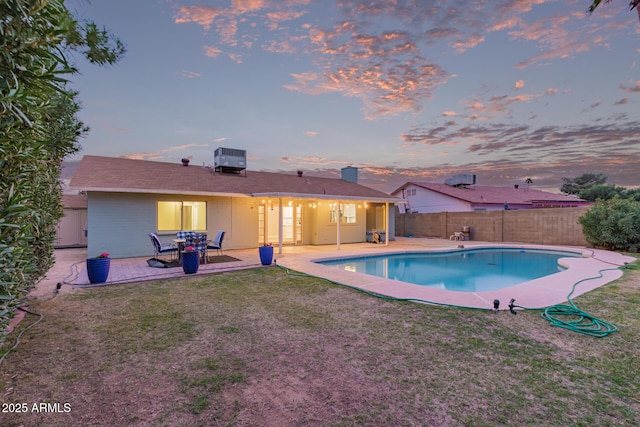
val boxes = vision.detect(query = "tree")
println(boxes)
[588,0,640,20]
[1,0,125,336]
[578,184,626,201]
[560,173,608,195]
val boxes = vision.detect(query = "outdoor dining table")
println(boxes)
[173,238,186,263]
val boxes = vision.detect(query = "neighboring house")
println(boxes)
[55,194,88,248]
[392,181,590,213]
[70,155,399,258]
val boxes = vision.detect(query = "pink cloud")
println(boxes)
[620,80,640,92]
[174,6,222,30]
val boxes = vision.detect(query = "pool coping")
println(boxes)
[275,242,636,310]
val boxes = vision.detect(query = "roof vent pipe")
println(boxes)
[514,184,519,189]
[297,170,303,177]
[181,158,190,167]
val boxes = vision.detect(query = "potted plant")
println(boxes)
[86,252,110,284]
[259,243,274,266]
[181,245,200,274]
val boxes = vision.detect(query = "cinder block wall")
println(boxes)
[395,207,590,246]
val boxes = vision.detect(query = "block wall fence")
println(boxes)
[395,207,591,247]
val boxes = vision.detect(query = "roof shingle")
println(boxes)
[70,156,398,202]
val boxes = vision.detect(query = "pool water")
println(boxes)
[318,248,582,292]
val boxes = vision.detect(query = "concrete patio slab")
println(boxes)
[30,238,636,312]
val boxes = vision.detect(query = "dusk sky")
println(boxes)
[65,0,640,193]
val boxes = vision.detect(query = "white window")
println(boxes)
[330,203,356,223]
[157,201,206,231]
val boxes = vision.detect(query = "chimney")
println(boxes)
[297,170,303,177]
[341,166,358,183]
[181,158,190,167]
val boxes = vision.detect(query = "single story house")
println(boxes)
[70,155,399,258]
[392,181,590,213]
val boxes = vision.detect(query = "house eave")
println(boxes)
[251,192,400,203]
[70,186,251,198]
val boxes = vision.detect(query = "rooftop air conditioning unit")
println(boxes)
[445,174,476,187]
[214,147,246,174]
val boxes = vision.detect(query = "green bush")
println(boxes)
[579,197,640,252]
[0,0,124,337]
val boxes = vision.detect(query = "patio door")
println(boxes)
[259,203,302,245]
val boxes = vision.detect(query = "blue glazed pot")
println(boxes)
[182,251,200,274]
[86,257,110,284]
[259,246,274,265]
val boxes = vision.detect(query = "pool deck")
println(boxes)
[32,237,636,311]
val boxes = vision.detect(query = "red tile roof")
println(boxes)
[393,182,587,205]
[70,156,398,202]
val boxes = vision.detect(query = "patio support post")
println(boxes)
[278,197,283,254]
[336,201,341,250]
[385,201,389,246]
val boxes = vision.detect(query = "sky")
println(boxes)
[64,0,640,193]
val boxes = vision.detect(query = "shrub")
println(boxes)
[579,197,640,252]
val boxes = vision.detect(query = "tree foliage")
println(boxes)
[1,0,124,335]
[588,0,640,20]
[579,197,640,252]
[561,173,608,195]
[561,173,640,202]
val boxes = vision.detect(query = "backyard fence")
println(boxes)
[395,207,591,246]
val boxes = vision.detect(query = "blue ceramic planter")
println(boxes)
[259,246,274,265]
[182,251,200,274]
[86,257,110,284]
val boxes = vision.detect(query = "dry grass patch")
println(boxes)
[1,262,639,426]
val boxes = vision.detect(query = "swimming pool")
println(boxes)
[317,248,582,292]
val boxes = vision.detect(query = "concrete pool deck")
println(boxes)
[32,237,636,311]
[275,238,637,310]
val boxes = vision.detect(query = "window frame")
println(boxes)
[156,200,207,232]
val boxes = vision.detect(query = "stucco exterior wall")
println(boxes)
[87,193,395,258]
[395,207,590,246]
[397,185,471,213]
[310,203,367,245]
[87,192,260,258]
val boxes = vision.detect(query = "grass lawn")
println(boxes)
[1,260,639,426]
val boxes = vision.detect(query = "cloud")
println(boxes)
[305,131,319,136]
[174,6,222,30]
[620,80,640,92]
[401,119,640,174]
[122,143,209,161]
[175,0,636,120]
[180,70,202,78]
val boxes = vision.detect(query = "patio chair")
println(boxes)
[149,233,178,260]
[449,232,464,241]
[207,230,225,257]
[190,232,208,263]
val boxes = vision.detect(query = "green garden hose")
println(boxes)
[535,267,622,338]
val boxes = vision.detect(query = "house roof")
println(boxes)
[70,156,399,202]
[392,182,587,205]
